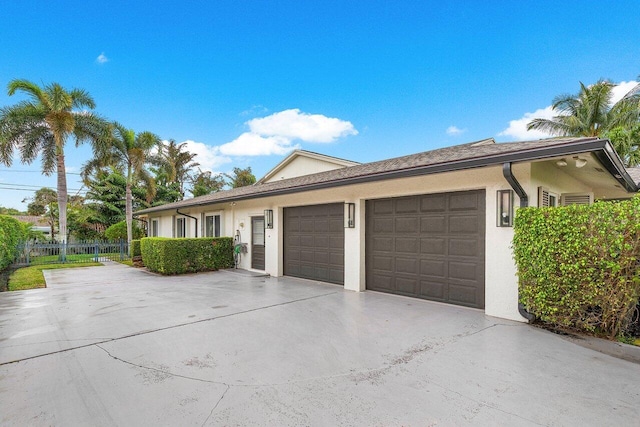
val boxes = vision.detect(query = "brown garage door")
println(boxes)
[284,203,344,285]
[366,190,485,308]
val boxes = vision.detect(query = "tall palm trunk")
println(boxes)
[56,147,68,243]
[125,182,133,245]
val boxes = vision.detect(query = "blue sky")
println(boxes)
[1,0,639,209]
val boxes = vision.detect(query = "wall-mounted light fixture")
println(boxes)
[344,203,356,228]
[264,209,274,229]
[556,159,568,167]
[497,190,514,227]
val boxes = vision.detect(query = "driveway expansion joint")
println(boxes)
[0,291,338,366]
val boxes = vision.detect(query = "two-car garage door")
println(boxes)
[283,190,485,309]
[366,190,486,309]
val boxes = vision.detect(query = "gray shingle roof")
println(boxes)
[136,137,631,215]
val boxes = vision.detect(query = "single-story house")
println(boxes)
[135,137,640,322]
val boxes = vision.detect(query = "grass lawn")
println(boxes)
[29,253,126,265]
[117,259,133,266]
[8,263,102,291]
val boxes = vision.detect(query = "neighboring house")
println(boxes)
[135,138,639,322]
[11,215,55,239]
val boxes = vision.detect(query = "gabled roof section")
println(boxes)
[627,167,640,186]
[136,137,639,215]
[257,149,360,184]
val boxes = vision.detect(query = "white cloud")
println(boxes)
[219,133,299,156]
[216,109,357,156]
[181,140,231,171]
[247,109,358,143]
[498,106,556,140]
[611,80,638,104]
[446,125,466,136]
[500,80,639,141]
[96,52,108,64]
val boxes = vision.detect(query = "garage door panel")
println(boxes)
[396,277,417,294]
[374,217,394,232]
[448,261,479,281]
[420,238,446,255]
[421,216,446,233]
[420,194,446,211]
[396,217,419,233]
[284,203,344,285]
[396,257,418,275]
[449,215,480,233]
[396,238,419,253]
[373,237,393,251]
[396,198,419,213]
[449,239,479,256]
[448,284,481,307]
[313,219,329,232]
[449,193,480,210]
[420,281,446,300]
[329,236,343,249]
[373,199,394,214]
[420,259,446,277]
[367,190,485,309]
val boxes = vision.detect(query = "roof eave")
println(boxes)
[135,139,638,215]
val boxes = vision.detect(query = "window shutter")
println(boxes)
[560,192,594,206]
[538,187,550,207]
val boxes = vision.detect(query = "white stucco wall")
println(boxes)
[143,160,624,323]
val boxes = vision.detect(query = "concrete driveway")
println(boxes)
[1,263,638,426]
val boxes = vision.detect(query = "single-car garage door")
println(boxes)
[284,203,344,285]
[366,190,485,308]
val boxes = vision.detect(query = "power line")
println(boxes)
[0,168,82,175]
[0,186,87,193]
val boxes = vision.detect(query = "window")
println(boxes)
[151,219,159,237]
[205,214,221,237]
[538,187,559,207]
[176,217,186,238]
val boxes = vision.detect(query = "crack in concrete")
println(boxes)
[0,338,115,348]
[201,385,230,427]
[95,344,229,386]
[428,380,547,426]
[0,291,338,366]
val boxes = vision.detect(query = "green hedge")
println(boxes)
[130,239,141,257]
[105,220,145,241]
[0,215,27,271]
[513,196,640,338]
[140,237,234,275]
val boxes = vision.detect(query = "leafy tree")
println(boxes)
[82,168,150,239]
[527,79,640,138]
[604,124,640,167]
[225,166,256,188]
[0,206,25,215]
[0,79,109,242]
[151,139,199,199]
[190,168,226,197]
[27,187,58,238]
[83,123,159,244]
[150,181,183,206]
[104,220,144,241]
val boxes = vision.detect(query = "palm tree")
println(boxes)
[152,139,199,199]
[0,79,108,242]
[527,79,640,138]
[83,122,159,244]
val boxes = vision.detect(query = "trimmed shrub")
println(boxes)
[0,215,27,271]
[105,221,145,241]
[130,239,141,257]
[513,196,640,338]
[141,237,234,275]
